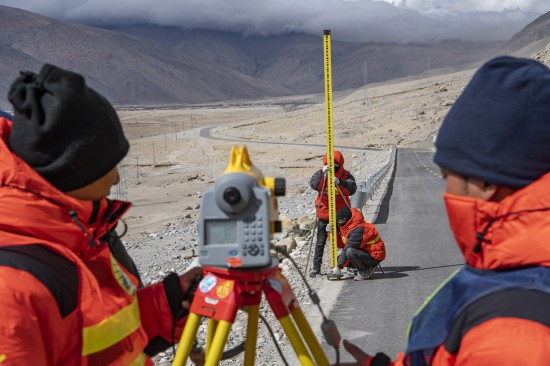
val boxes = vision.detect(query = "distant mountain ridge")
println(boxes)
[0,6,548,108]
[112,25,502,92]
[495,11,550,57]
[0,6,284,108]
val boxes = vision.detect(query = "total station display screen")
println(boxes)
[204,220,238,245]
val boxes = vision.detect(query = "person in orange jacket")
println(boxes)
[329,207,385,281]
[309,150,357,277]
[340,56,550,365]
[0,64,200,365]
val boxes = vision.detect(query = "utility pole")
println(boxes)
[363,60,368,105]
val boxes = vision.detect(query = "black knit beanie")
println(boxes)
[8,64,129,192]
[434,56,550,189]
[336,207,352,225]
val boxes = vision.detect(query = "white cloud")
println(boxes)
[1,0,548,42]
[377,0,548,13]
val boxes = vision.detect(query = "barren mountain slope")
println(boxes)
[0,6,290,109]
[497,11,550,56]
[0,5,509,109]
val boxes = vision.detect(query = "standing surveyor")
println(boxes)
[309,150,356,277]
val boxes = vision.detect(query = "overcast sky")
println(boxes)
[3,0,549,43]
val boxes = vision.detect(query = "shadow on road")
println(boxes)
[373,151,397,225]
[370,263,464,280]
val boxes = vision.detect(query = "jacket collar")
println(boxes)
[444,172,550,269]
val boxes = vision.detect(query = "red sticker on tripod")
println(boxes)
[226,257,242,267]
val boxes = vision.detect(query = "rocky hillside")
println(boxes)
[533,41,550,66]
[0,5,501,109]
[114,25,502,94]
[0,6,287,108]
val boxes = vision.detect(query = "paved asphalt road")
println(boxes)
[325,148,464,362]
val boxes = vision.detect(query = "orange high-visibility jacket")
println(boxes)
[384,172,550,366]
[310,150,357,221]
[0,117,186,365]
[338,208,385,265]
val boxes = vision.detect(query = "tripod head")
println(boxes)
[198,145,285,268]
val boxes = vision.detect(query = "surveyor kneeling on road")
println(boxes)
[328,207,385,281]
[0,64,200,365]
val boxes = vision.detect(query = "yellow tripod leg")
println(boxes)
[172,312,202,366]
[279,315,315,366]
[205,319,218,363]
[291,308,330,366]
[205,320,232,366]
[244,305,260,366]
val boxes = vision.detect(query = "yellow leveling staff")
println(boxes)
[323,29,338,268]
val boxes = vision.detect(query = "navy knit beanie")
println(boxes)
[434,56,550,189]
[0,109,12,120]
[8,64,129,192]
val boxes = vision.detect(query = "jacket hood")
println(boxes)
[323,150,345,168]
[0,117,130,258]
[340,208,364,235]
[444,172,550,269]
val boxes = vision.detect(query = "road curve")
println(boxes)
[199,126,382,151]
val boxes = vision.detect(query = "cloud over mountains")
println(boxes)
[1,0,548,43]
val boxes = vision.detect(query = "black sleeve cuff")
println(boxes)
[163,272,186,320]
[144,336,171,357]
[371,352,391,366]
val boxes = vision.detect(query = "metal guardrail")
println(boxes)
[351,145,396,209]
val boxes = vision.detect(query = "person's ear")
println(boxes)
[485,184,517,202]
[480,181,498,201]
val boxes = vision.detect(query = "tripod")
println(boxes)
[173,260,330,366]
